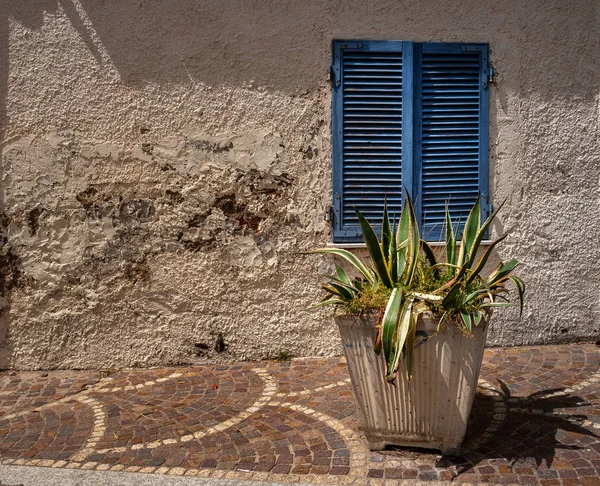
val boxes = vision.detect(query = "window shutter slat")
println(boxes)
[418,45,488,240]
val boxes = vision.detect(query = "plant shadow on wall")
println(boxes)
[437,382,599,479]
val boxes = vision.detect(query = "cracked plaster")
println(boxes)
[0,0,598,369]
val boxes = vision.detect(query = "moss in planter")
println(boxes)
[344,286,391,315]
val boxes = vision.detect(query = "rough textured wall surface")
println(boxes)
[0,0,598,369]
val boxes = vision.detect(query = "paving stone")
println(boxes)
[0,344,598,484]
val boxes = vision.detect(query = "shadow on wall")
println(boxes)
[8,0,596,92]
[6,0,331,91]
[75,0,326,89]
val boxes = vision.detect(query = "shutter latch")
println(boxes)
[488,66,496,84]
[324,206,333,223]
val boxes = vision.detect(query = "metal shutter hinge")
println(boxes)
[482,193,492,217]
[328,65,340,87]
[332,194,342,227]
[330,64,341,87]
[340,42,363,49]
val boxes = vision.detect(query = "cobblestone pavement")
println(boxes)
[0,343,599,485]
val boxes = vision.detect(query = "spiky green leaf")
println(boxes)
[410,292,443,302]
[421,240,438,268]
[356,208,393,288]
[396,202,410,280]
[404,315,418,380]
[464,200,506,269]
[335,264,352,286]
[381,288,402,372]
[457,196,481,267]
[445,203,457,268]
[466,234,508,284]
[305,298,346,310]
[488,259,520,285]
[402,195,420,287]
[381,200,392,264]
[328,283,354,301]
[460,311,472,333]
[390,216,398,283]
[386,297,415,382]
[310,248,375,286]
[480,302,515,308]
[493,275,525,317]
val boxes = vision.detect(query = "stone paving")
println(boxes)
[0,343,599,485]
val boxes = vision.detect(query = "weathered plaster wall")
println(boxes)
[0,0,598,369]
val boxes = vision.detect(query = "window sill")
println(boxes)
[327,240,495,249]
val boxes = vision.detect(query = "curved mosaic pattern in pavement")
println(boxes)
[0,344,599,485]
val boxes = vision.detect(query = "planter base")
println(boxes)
[364,430,460,456]
[336,315,487,456]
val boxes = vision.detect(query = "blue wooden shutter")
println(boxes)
[416,43,489,240]
[331,41,489,243]
[332,41,407,243]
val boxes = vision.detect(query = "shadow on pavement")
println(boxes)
[438,380,598,478]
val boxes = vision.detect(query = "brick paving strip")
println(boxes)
[0,344,599,485]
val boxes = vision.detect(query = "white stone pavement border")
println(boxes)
[65,371,185,460]
[523,371,600,400]
[95,368,277,454]
[69,397,108,461]
[1,366,369,483]
[92,372,185,394]
[274,379,351,398]
[267,400,368,476]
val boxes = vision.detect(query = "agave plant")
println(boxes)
[311,195,524,383]
[423,197,525,334]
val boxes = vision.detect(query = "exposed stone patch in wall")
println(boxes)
[1,98,332,368]
[0,213,26,298]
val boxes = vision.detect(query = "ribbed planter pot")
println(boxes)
[336,314,488,455]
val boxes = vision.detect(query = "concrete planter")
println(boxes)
[336,314,488,455]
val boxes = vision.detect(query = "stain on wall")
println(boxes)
[0,0,598,369]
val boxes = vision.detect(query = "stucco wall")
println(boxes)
[0,0,598,369]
